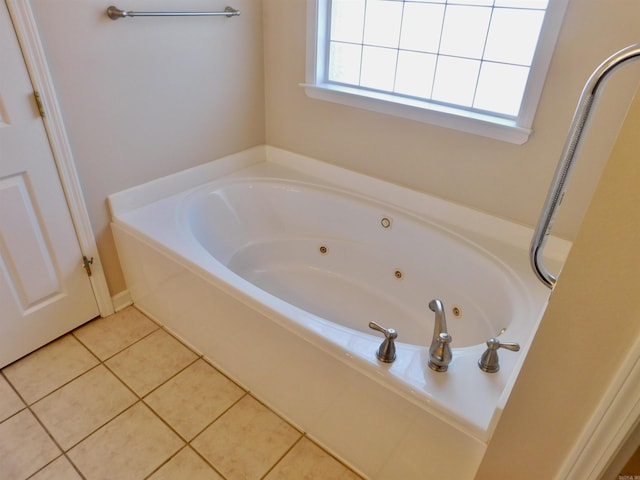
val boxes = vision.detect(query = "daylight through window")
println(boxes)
[328,0,548,118]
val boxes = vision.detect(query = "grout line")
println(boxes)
[64,452,88,480]
[0,370,28,421]
[200,355,248,392]
[2,356,90,480]
[142,445,185,480]
[134,326,361,478]
[156,324,202,357]
[1,310,365,480]
[303,432,367,478]
[189,446,229,480]
[29,363,104,408]
[67,399,142,450]
[24,453,89,480]
[135,354,201,400]
[22,406,65,471]
[247,393,304,436]
[23,454,64,480]
[260,434,305,480]
[183,391,250,444]
[72,320,161,364]
[99,360,141,403]
[2,334,99,406]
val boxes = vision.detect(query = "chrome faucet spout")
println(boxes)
[428,299,448,342]
[428,299,452,372]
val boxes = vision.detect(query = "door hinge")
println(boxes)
[82,256,94,277]
[34,91,45,118]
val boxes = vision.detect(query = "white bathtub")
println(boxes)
[109,146,569,479]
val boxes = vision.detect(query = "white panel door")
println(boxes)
[0,1,98,367]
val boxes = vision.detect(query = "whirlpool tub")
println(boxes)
[109,146,568,479]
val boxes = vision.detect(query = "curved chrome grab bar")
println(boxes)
[530,43,640,289]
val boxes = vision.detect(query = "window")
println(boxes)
[304,0,569,143]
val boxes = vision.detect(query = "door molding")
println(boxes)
[6,0,113,317]
[559,333,640,479]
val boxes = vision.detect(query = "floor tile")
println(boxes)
[145,359,245,440]
[192,395,301,480]
[73,306,158,360]
[0,374,25,422]
[148,447,224,480]
[2,309,363,480]
[106,329,198,396]
[30,455,83,480]
[3,334,99,404]
[0,409,61,479]
[32,364,137,450]
[265,437,362,480]
[67,402,184,480]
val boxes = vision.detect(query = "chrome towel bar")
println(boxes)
[106,5,240,20]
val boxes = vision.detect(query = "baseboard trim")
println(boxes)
[111,290,133,313]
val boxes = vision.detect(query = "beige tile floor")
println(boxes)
[0,307,363,480]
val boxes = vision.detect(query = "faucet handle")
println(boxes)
[369,322,397,363]
[478,337,520,373]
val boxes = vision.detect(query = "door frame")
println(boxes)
[559,333,640,479]
[6,0,113,317]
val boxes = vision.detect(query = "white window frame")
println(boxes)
[302,0,570,144]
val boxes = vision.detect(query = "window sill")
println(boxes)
[301,82,532,145]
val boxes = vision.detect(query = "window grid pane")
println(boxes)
[326,0,547,119]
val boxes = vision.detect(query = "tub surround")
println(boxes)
[109,146,569,478]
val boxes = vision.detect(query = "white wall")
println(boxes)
[28,0,265,295]
[29,0,640,302]
[263,0,640,242]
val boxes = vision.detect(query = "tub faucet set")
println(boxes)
[427,299,453,372]
[368,321,397,363]
[369,298,520,373]
[478,338,521,373]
